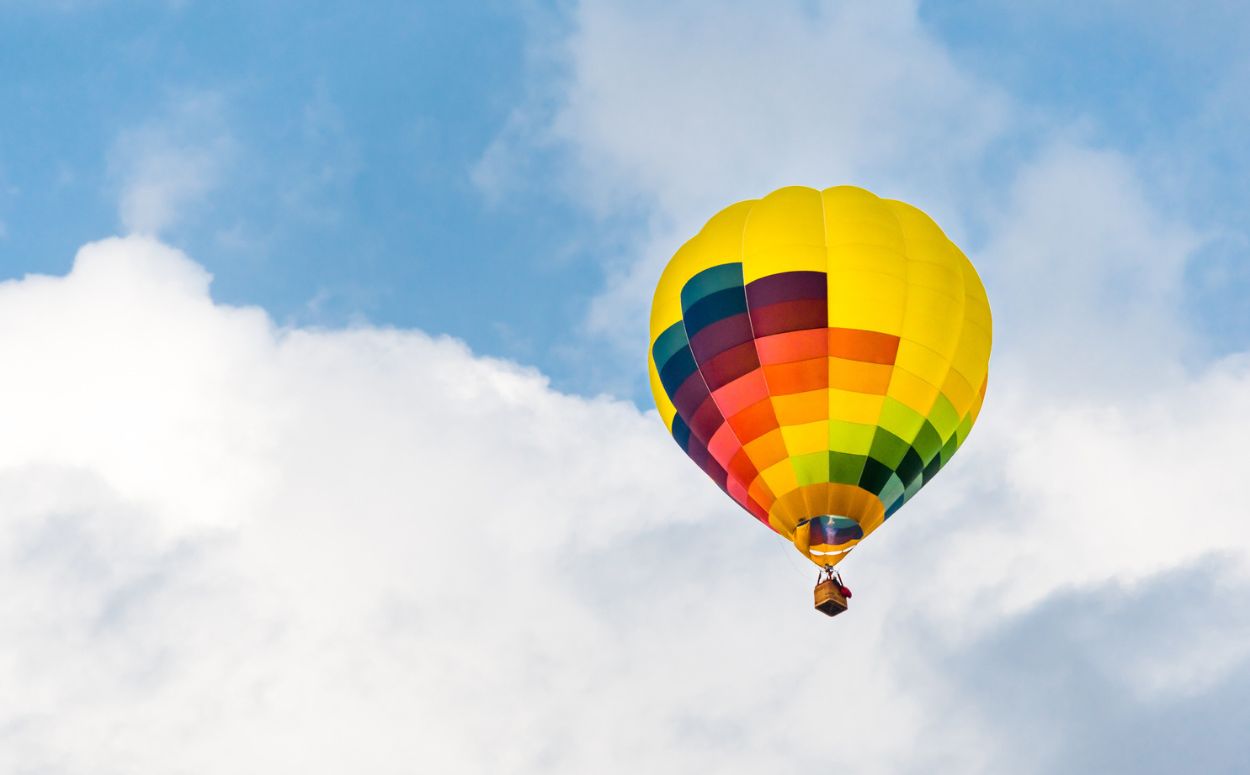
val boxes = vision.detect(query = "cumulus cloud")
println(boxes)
[2,230,1249,773]
[0,236,721,772]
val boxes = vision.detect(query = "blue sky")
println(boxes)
[0,0,618,377]
[3,2,1250,773]
[4,1,1244,397]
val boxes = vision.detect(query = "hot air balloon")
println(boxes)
[647,186,992,616]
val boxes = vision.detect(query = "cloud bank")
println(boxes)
[2,227,1248,774]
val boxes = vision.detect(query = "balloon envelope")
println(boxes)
[648,185,992,567]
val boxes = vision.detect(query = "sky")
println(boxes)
[2,1,1249,773]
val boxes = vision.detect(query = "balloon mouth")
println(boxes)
[795,515,864,564]
[809,545,856,557]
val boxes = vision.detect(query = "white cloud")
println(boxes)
[2,225,1249,773]
[483,0,1008,216]
[976,142,1201,395]
[110,93,234,235]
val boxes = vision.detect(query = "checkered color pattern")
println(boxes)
[648,186,992,567]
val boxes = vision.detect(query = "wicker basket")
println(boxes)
[814,578,849,617]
